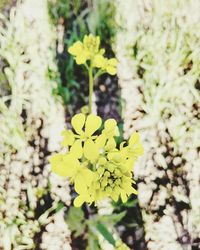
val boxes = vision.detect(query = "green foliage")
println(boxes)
[96,222,115,246]
[67,206,127,249]
[67,207,86,237]
[48,0,71,22]
[86,0,116,48]
[86,233,101,250]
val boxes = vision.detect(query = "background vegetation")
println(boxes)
[0,0,199,250]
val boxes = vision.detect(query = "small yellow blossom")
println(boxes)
[68,34,101,65]
[93,54,106,68]
[93,55,117,75]
[68,41,88,64]
[61,113,102,160]
[68,34,117,75]
[49,113,143,207]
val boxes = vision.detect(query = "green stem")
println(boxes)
[88,66,93,114]
[94,69,104,80]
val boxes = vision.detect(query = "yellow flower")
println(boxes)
[74,192,92,207]
[103,119,119,138]
[93,54,107,68]
[121,132,144,160]
[105,58,118,75]
[68,34,118,75]
[61,113,102,159]
[71,113,102,138]
[68,34,101,65]
[50,113,143,207]
[89,149,137,203]
[50,153,94,200]
[95,119,119,150]
[68,41,89,65]
[93,55,117,75]
[83,34,100,56]
[61,130,75,147]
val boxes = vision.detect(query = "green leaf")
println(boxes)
[96,223,115,246]
[100,211,126,225]
[86,233,101,250]
[123,199,138,208]
[55,202,64,213]
[66,207,85,237]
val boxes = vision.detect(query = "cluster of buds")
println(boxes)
[50,113,143,207]
[68,34,117,75]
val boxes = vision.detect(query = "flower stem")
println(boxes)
[94,69,104,80]
[88,66,93,114]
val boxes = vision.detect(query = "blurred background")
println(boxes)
[0,0,199,250]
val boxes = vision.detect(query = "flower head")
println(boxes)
[68,34,117,75]
[49,113,143,207]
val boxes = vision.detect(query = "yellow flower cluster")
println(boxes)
[68,34,117,75]
[50,113,143,207]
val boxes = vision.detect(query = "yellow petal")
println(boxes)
[50,154,69,177]
[106,163,115,172]
[103,118,117,138]
[98,157,107,166]
[83,34,89,45]
[74,195,85,207]
[70,139,83,158]
[80,168,94,186]
[85,114,102,137]
[106,58,117,75]
[49,153,63,166]
[95,134,106,148]
[105,138,116,151]
[93,54,106,68]
[131,187,138,195]
[105,118,116,129]
[68,41,83,56]
[74,192,92,207]
[95,36,100,51]
[99,48,105,55]
[74,169,94,194]
[107,151,124,163]
[74,174,87,193]
[120,191,128,203]
[129,132,140,146]
[50,154,79,177]
[76,54,87,64]
[61,130,75,147]
[124,158,135,171]
[108,58,117,66]
[71,113,86,134]
[83,139,99,162]
[111,192,119,202]
[106,66,117,75]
